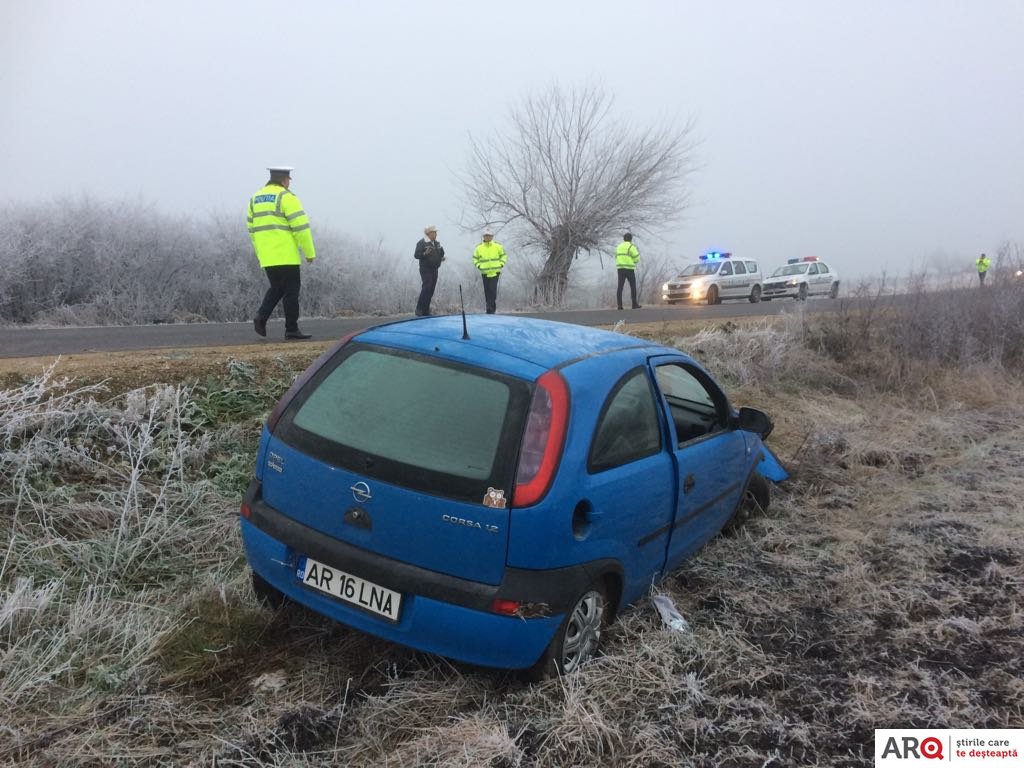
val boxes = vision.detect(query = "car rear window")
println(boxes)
[276,344,532,501]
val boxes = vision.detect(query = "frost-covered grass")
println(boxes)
[1,308,1022,766]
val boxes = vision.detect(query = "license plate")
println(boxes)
[296,556,402,622]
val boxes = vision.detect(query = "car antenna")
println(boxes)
[459,284,470,340]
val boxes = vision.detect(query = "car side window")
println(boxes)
[745,261,758,274]
[654,363,728,446]
[818,263,830,274]
[588,368,662,473]
[733,261,747,275]
[719,262,733,276]
[807,263,819,275]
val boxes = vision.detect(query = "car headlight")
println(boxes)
[690,279,704,291]
[662,282,670,291]
[786,279,800,286]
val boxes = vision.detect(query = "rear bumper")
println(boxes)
[240,479,616,669]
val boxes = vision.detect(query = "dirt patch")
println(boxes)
[0,343,330,392]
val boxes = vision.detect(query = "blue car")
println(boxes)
[240,315,786,676]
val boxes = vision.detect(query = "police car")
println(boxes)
[661,252,763,305]
[761,257,840,301]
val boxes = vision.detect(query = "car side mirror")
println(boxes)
[735,407,774,439]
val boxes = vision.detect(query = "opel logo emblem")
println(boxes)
[351,482,372,503]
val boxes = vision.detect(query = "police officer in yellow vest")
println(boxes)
[976,253,991,286]
[473,229,507,314]
[248,166,316,339]
[615,232,641,310]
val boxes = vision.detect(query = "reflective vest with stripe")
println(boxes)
[247,184,316,267]
[976,257,991,274]
[615,241,639,269]
[473,241,506,277]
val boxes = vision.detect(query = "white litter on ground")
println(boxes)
[651,593,691,633]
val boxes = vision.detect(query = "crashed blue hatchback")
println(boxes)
[240,315,786,676]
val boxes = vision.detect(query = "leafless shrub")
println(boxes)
[800,271,1024,393]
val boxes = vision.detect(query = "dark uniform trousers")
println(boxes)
[257,265,302,333]
[482,274,500,314]
[617,268,639,308]
[416,266,439,316]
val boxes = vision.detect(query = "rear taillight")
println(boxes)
[240,502,251,519]
[490,598,520,616]
[266,329,364,432]
[513,370,569,508]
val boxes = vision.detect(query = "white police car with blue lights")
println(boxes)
[762,257,840,301]
[661,252,764,305]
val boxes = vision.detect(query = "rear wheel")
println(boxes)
[829,281,840,299]
[524,581,607,680]
[749,285,762,303]
[252,571,288,609]
[706,285,719,306]
[797,283,808,301]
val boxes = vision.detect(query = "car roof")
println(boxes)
[354,314,668,375]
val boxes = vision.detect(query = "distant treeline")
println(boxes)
[0,198,687,326]
[0,198,548,326]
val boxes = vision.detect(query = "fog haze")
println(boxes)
[3,0,1022,281]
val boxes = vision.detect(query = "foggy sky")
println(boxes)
[2,0,1022,281]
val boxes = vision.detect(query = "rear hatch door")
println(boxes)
[261,343,532,586]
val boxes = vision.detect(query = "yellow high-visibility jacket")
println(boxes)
[473,241,507,277]
[615,241,640,269]
[976,256,991,274]
[247,184,316,267]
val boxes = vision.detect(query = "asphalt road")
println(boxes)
[1,296,855,359]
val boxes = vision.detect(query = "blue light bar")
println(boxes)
[700,251,732,261]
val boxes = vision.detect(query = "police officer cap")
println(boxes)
[267,165,294,175]
[483,229,494,236]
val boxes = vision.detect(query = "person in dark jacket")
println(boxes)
[414,225,445,316]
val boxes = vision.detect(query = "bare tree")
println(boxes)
[459,84,698,305]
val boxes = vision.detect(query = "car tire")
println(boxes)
[797,284,808,301]
[706,285,719,306]
[524,581,607,681]
[252,570,288,609]
[829,282,839,299]
[749,285,762,303]
[725,472,771,533]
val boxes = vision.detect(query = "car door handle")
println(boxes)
[683,474,696,494]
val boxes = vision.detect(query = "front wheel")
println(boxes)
[706,285,719,306]
[725,472,771,533]
[797,284,808,301]
[525,582,607,680]
[749,285,762,303]
[829,282,840,299]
